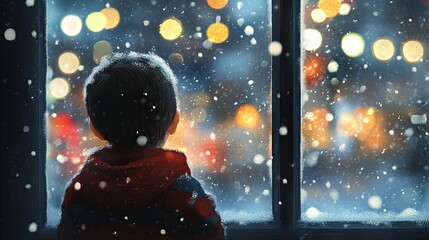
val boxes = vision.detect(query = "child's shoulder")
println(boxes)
[170,174,206,196]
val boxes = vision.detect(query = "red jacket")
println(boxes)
[57,146,225,240]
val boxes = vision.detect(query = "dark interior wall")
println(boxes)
[1,0,42,239]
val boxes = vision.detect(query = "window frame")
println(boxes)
[32,0,429,239]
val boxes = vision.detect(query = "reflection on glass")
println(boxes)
[301,0,429,222]
[46,0,273,226]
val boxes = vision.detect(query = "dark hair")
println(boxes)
[84,52,178,146]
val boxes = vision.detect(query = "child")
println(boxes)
[58,52,225,240]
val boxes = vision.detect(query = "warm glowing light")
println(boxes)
[311,8,327,23]
[49,77,70,99]
[337,107,386,150]
[190,107,208,123]
[402,40,424,63]
[58,52,80,74]
[235,104,260,128]
[303,54,326,87]
[339,3,351,15]
[341,32,365,57]
[372,38,395,61]
[61,15,82,37]
[207,0,228,9]
[206,22,229,44]
[302,108,332,149]
[93,40,113,64]
[303,29,323,51]
[368,195,383,210]
[318,0,341,18]
[86,12,107,32]
[268,41,283,56]
[101,7,120,29]
[159,18,183,41]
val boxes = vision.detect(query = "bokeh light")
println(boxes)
[206,22,229,44]
[93,40,113,64]
[235,104,260,128]
[58,52,80,74]
[303,28,323,51]
[339,3,351,15]
[190,107,208,123]
[60,15,82,37]
[86,12,107,33]
[303,53,326,87]
[49,77,70,99]
[101,7,120,29]
[311,8,327,23]
[268,41,282,56]
[341,32,365,57]
[159,18,183,41]
[207,0,228,9]
[372,38,395,61]
[318,0,341,18]
[337,107,386,150]
[302,108,332,149]
[169,53,185,65]
[402,40,424,63]
[4,28,16,41]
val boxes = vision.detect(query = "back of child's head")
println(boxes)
[84,52,178,147]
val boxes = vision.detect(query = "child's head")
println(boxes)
[84,52,179,147]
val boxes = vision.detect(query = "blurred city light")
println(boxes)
[372,38,395,61]
[49,77,70,99]
[86,12,107,32]
[60,15,82,37]
[58,52,80,74]
[341,32,365,57]
[402,40,424,63]
[159,18,183,41]
[206,22,229,44]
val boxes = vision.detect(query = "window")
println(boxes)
[301,0,429,223]
[45,0,273,227]
[8,0,424,239]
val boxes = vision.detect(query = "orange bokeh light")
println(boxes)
[101,7,120,29]
[302,108,332,149]
[337,107,387,150]
[303,54,326,87]
[235,104,260,128]
[318,0,342,18]
[207,0,228,9]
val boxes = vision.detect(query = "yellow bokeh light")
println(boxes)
[207,0,228,9]
[49,77,70,99]
[318,0,342,18]
[402,40,424,63]
[206,22,229,44]
[93,40,113,64]
[372,38,395,61]
[60,15,82,37]
[58,52,80,74]
[159,18,183,41]
[235,104,260,128]
[101,7,120,29]
[311,8,327,23]
[86,12,107,32]
[341,32,365,57]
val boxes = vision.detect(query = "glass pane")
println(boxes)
[301,0,429,222]
[46,0,273,226]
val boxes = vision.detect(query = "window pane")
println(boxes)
[301,0,429,222]
[46,0,273,226]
